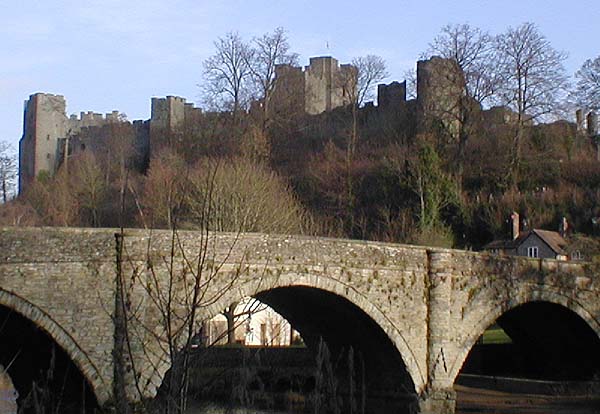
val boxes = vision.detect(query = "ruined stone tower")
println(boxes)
[416,56,465,137]
[19,93,68,192]
[377,81,407,109]
[18,93,127,193]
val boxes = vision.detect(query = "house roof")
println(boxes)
[483,239,516,250]
[526,229,567,255]
[483,229,568,255]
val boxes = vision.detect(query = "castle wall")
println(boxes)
[18,55,474,195]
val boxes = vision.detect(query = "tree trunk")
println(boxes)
[223,302,239,345]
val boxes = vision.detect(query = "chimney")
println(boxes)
[511,212,520,240]
[559,217,568,238]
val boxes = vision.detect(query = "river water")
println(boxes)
[183,387,600,414]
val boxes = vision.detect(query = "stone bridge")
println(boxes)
[1,227,599,413]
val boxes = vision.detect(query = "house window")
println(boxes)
[572,250,583,260]
[527,246,539,258]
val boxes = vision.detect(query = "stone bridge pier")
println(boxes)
[1,227,600,414]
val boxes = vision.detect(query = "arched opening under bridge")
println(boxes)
[164,286,419,414]
[0,304,98,414]
[456,301,600,412]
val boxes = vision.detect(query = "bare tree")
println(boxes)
[141,149,188,229]
[0,141,17,203]
[185,156,310,234]
[494,22,568,187]
[403,67,417,100]
[69,152,107,227]
[114,155,286,413]
[247,27,298,131]
[424,24,498,190]
[337,56,388,232]
[21,168,79,226]
[427,24,497,105]
[202,32,253,126]
[352,55,389,107]
[572,55,600,111]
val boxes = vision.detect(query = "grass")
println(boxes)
[481,327,512,344]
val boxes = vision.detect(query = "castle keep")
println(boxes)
[273,56,357,115]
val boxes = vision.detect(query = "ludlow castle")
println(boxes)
[18,55,599,193]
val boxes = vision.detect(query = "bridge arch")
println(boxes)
[0,289,108,404]
[146,271,426,407]
[448,286,600,383]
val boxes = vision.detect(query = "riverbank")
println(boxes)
[456,384,600,414]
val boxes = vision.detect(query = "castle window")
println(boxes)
[527,246,539,258]
[46,153,51,159]
[47,134,50,140]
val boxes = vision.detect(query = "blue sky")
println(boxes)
[2,0,599,152]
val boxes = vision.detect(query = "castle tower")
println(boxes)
[150,96,186,132]
[149,96,188,153]
[19,93,67,193]
[416,56,465,138]
[271,64,306,117]
[304,57,355,115]
[377,81,407,108]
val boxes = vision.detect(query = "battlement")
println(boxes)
[305,56,338,76]
[28,92,66,101]
[68,110,124,124]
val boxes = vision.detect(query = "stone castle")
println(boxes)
[18,54,599,193]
